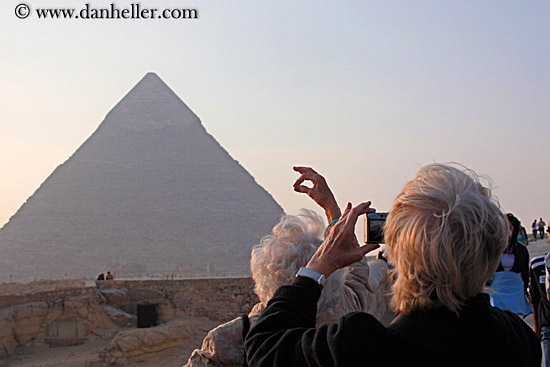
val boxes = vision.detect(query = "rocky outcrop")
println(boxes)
[0,269,392,364]
[103,317,218,364]
[0,292,119,357]
[0,287,170,357]
[99,288,167,307]
[0,278,260,359]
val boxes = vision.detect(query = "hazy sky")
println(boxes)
[1,1,549,236]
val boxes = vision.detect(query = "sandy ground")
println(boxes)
[2,335,198,367]
[2,336,203,367]
[3,339,108,367]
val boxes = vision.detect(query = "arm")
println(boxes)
[519,246,531,294]
[185,316,245,367]
[293,166,341,223]
[293,167,376,314]
[529,265,541,339]
[244,276,394,367]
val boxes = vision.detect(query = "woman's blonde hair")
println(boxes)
[385,163,508,315]
[251,210,344,318]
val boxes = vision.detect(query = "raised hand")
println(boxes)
[293,166,341,223]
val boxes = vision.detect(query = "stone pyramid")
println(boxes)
[0,73,284,282]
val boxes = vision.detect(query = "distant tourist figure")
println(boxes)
[184,168,387,367]
[106,271,114,281]
[533,219,539,240]
[96,273,105,281]
[529,253,550,366]
[539,218,547,239]
[490,213,531,316]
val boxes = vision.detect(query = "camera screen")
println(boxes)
[367,219,385,243]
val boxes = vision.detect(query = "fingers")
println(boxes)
[292,172,317,188]
[341,202,352,219]
[293,166,318,175]
[341,201,375,230]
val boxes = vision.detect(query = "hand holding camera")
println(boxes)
[306,202,380,277]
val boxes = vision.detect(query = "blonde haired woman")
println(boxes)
[245,163,541,367]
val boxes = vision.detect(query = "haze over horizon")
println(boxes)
[2,1,549,234]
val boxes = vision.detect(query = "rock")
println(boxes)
[98,288,166,307]
[101,306,136,327]
[104,317,217,364]
[0,292,121,357]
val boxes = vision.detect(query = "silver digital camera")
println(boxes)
[364,212,389,244]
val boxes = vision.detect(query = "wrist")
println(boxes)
[305,258,335,278]
[325,204,341,223]
[296,267,326,288]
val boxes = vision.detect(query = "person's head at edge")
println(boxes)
[384,163,509,315]
[506,213,520,245]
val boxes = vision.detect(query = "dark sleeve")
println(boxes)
[530,264,541,307]
[515,246,530,293]
[244,277,403,367]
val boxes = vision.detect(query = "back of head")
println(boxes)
[385,163,508,315]
[506,213,520,245]
[251,209,344,318]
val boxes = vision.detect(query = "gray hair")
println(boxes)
[385,163,508,314]
[251,209,344,318]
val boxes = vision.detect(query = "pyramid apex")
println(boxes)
[134,72,166,87]
[103,73,200,131]
[143,71,161,79]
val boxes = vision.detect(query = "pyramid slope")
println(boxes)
[0,73,284,282]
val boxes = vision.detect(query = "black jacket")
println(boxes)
[245,277,541,367]
[529,254,550,329]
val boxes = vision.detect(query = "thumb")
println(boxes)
[357,243,380,257]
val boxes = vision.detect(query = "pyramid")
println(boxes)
[0,73,284,282]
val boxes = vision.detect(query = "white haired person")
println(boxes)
[245,163,541,367]
[184,168,388,367]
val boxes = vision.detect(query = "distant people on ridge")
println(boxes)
[96,273,105,281]
[533,219,539,240]
[106,271,114,281]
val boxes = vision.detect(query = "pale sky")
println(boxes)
[1,1,549,236]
